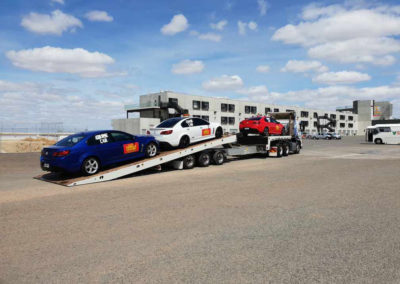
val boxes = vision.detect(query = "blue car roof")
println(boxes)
[75,130,118,136]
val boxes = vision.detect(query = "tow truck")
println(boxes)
[36,112,301,187]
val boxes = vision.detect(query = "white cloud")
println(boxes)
[258,0,268,16]
[210,20,227,31]
[171,60,204,74]
[281,60,328,73]
[6,46,120,78]
[85,10,113,22]
[238,21,257,35]
[272,3,400,66]
[51,0,64,4]
[238,85,269,96]
[21,10,82,35]
[202,75,244,91]
[256,65,270,73]
[312,71,371,85]
[198,33,221,42]
[161,14,188,35]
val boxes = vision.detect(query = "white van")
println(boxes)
[365,124,400,145]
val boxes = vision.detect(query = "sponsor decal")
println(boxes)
[95,133,108,144]
[202,128,211,136]
[276,125,279,130]
[123,142,139,154]
[393,131,400,135]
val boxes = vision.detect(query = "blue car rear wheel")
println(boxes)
[82,157,100,175]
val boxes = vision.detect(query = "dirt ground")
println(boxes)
[0,138,56,153]
[1,137,400,283]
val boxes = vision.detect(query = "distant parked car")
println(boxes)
[328,132,342,139]
[308,133,319,139]
[40,130,159,175]
[240,116,285,136]
[148,117,223,148]
[316,133,332,140]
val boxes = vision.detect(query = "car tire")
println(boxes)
[215,127,223,139]
[375,138,383,144]
[145,142,158,158]
[178,135,190,148]
[197,152,211,167]
[263,127,269,137]
[212,151,225,165]
[183,155,195,169]
[81,157,100,176]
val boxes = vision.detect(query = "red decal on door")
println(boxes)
[202,128,211,136]
[123,142,139,154]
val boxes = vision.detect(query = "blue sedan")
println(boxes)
[40,130,159,175]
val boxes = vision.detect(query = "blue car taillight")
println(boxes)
[53,150,70,157]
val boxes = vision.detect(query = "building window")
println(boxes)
[229,104,235,112]
[348,123,353,128]
[274,108,279,112]
[301,121,309,127]
[340,123,345,128]
[221,117,228,125]
[250,106,257,114]
[313,121,318,127]
[228,117,235,125]
[202,115,209,122]
[245,106,251,114]
[193,115,201,118]
[265,107,271,114]
[201,101,209,111]
[324,113,328,117]
[348,116,353,121]
[286,109,294,112]
[313,112,318,118]
[221,103,228,112]
[169,98,178,105]
[330,114,336,119]
[301,111,309,118]
[340,115,345,120]
[193,100,200,110]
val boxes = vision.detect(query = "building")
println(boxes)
[337,100,393,134]
[113,91,361,135]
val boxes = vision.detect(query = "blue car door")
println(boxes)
[87,132,121,165]
[109,131,142,161]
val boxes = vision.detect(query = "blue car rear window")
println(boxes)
[56,134,86,147]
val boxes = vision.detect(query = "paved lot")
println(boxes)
[1,137,400,283]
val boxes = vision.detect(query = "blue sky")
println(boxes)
[0,0,399,131]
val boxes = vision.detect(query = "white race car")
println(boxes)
[148,117,223,148]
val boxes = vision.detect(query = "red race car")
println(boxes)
[240,116,285,136]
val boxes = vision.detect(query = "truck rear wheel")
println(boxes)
[294,142,301,154]
[282,143,289,156]
[183,155,195,169]
[276,145,283,158]
[212,151,225,165]
[197,152,211,167]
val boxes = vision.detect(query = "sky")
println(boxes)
[0,0,399,131]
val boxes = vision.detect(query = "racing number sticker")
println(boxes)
[202,128,211,136]
[95,133,108,144]
[123,142,139,154]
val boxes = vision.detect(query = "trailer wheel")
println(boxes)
[212,151,225,165]
[276,145,283,158]
[294,142,301,154]
[282,143,289,156]
[197,152,211,167]
[183,155,195,169]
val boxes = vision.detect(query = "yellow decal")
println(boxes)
[123,142,139,154]
[202,128,211,136]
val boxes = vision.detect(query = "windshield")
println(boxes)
[157,117,184,128]
[55,133,86,147]
[248,117,262,121]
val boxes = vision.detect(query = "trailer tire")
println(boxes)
[212,151,225,165]
[197,152,211,167]
[294,142,301,154]
[282,143,289,156]
[183,155,195,169]
[276,145,283,158]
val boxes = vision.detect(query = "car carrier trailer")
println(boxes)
[35,133,301,187]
